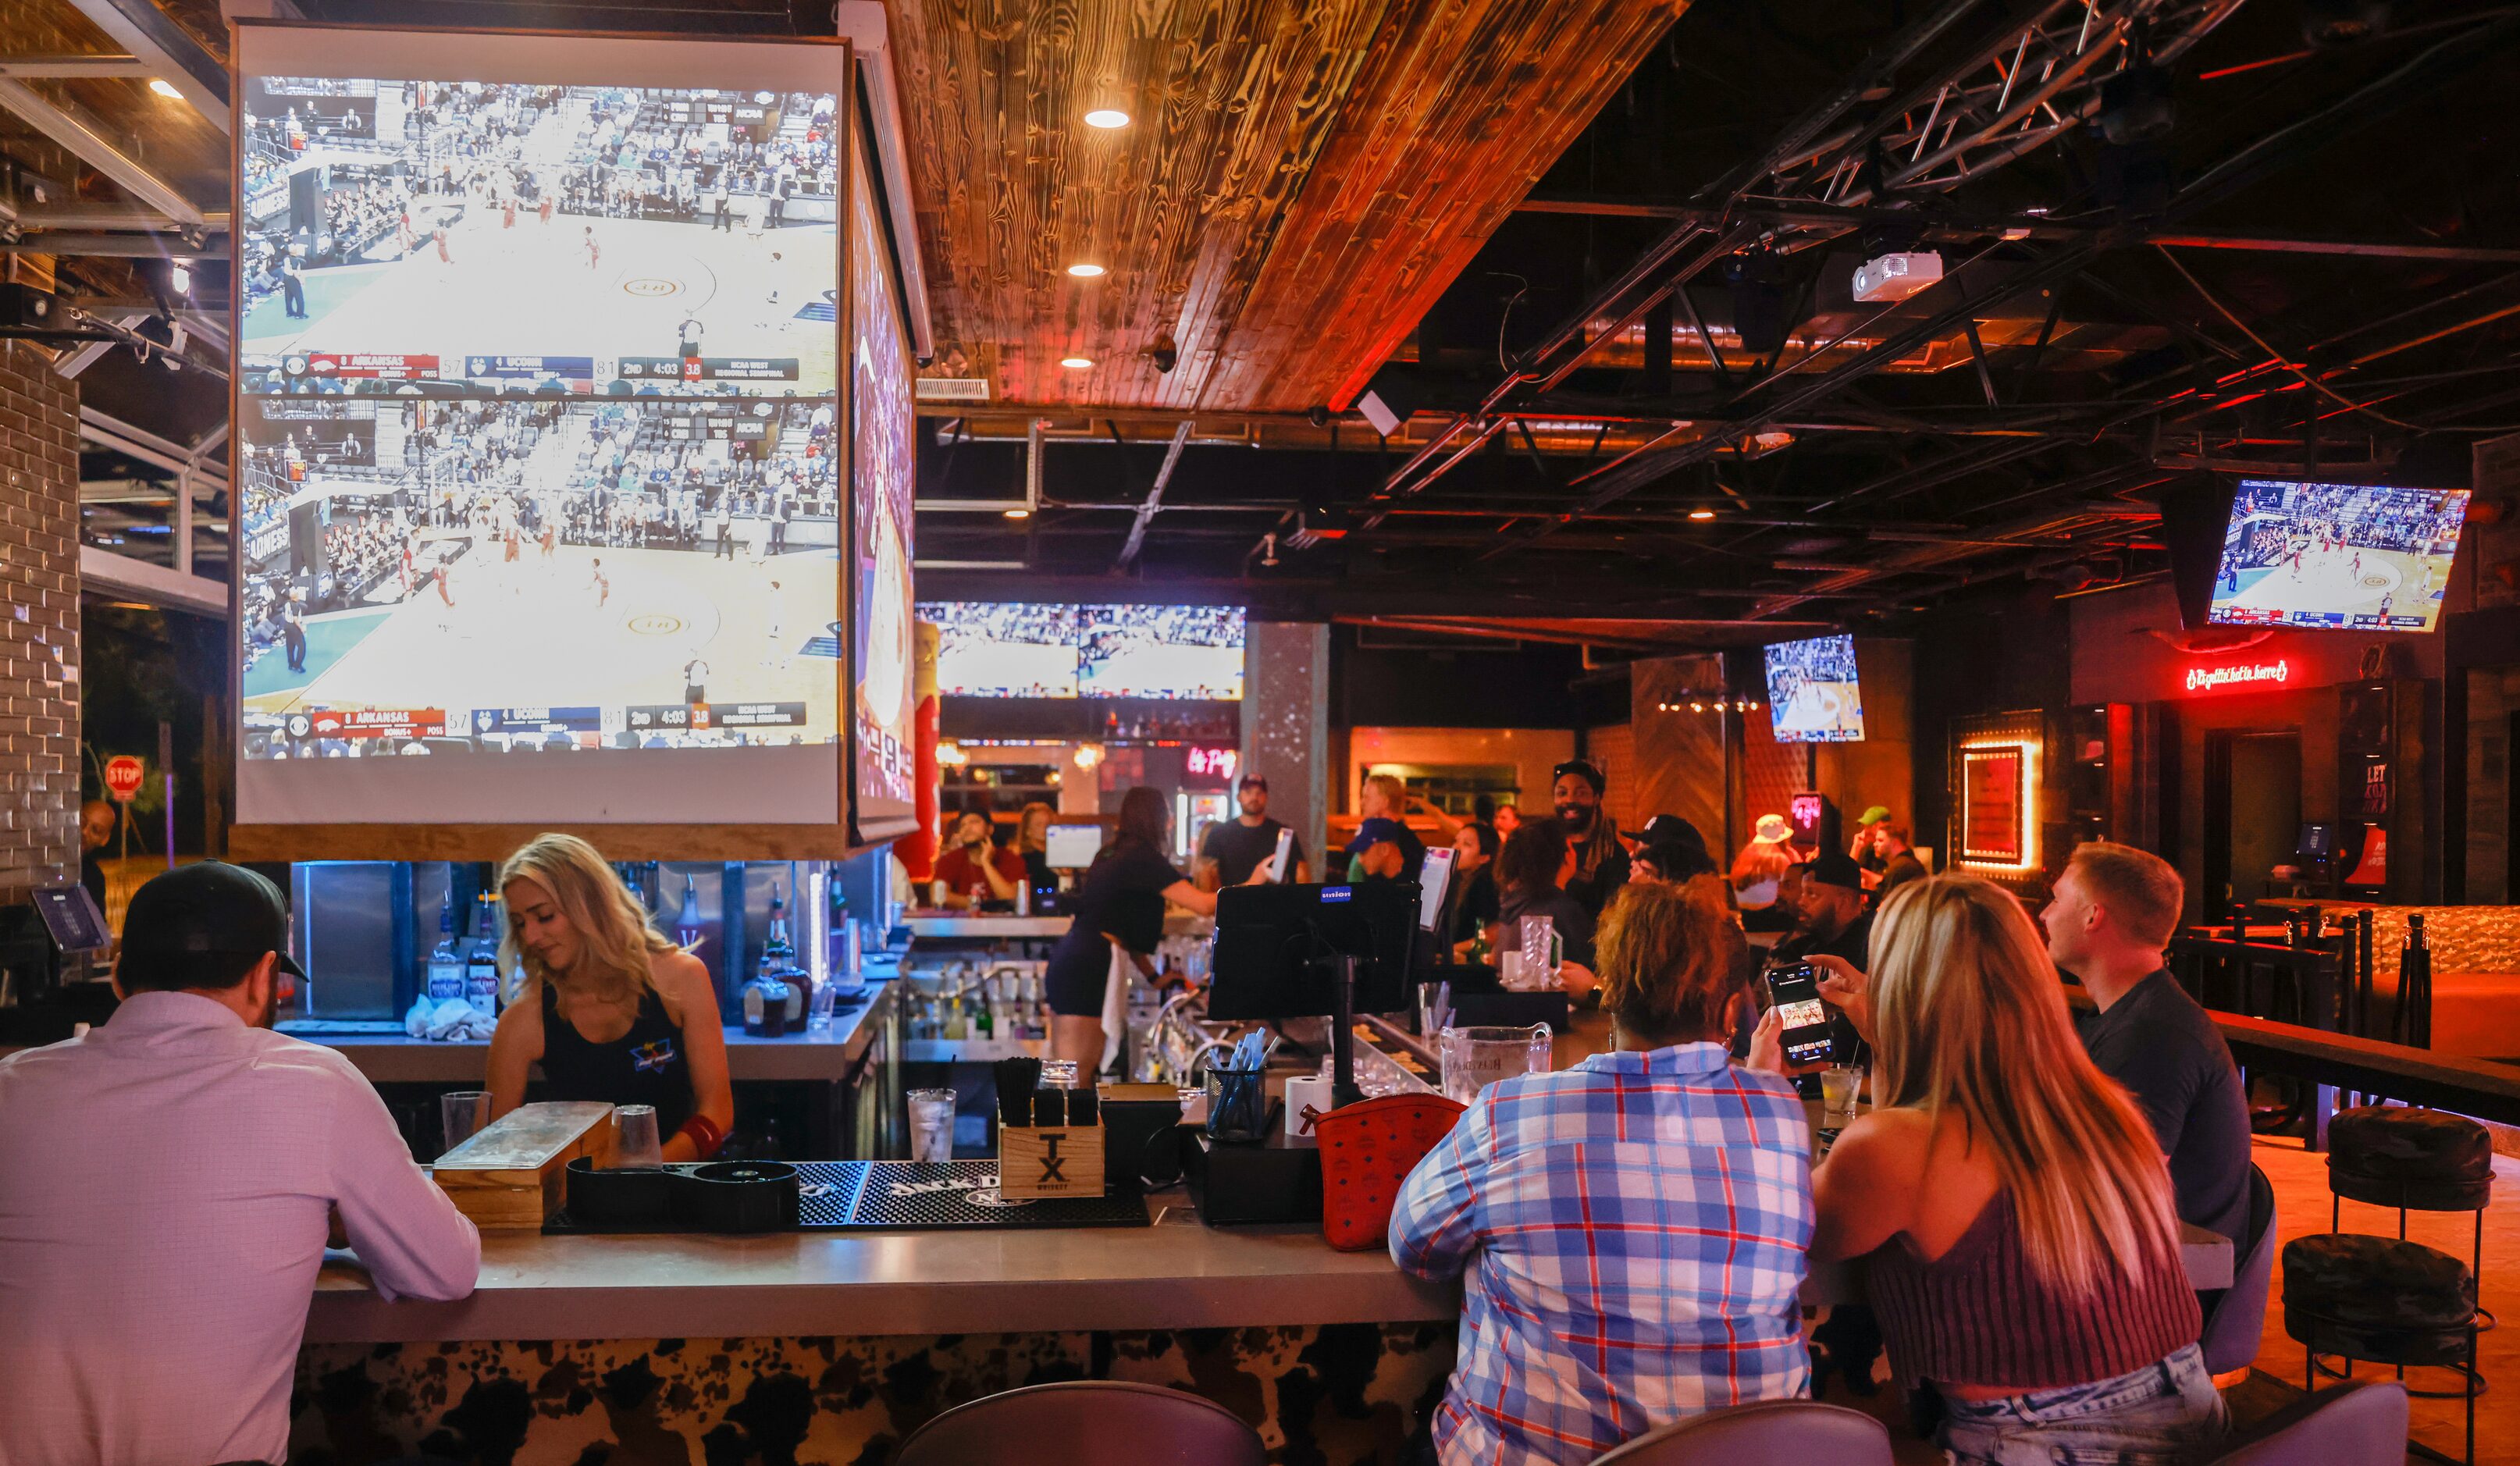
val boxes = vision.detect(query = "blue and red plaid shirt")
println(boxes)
[1390,1041,1813,1465]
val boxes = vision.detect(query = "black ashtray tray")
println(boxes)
[673,1160,801,1233]
[564,1158,675,1227]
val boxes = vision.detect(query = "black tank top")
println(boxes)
[538,978,696,1137]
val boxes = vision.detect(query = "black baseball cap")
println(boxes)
[1238,772,1267,791]
[1632,814,1707,852]
[1806,852,1866,893]
[1552,758,1606,795]
[119,862,304,980]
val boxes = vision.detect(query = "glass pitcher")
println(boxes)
[1440,1023,1554,1105]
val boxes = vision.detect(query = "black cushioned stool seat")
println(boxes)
[2283,1233,2477,1366]
[2329,1106,2493,1212]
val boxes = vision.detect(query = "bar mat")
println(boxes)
[546,1161,1148,1233]
[820,1161,1151,1230]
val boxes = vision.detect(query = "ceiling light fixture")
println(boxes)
[1066,262,1105,278]
[1002,507,1031,520]
[1688,507,1717,521]
[1059,356,1094,369]
[1084,109,1130,130]
[148,78,182,99]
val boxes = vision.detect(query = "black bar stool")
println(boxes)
[2283,1105,2495,1466]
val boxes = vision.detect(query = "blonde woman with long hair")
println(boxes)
[486,834,734,1160]
[1753,874,2219,1464]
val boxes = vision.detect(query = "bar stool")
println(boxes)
[890,1380,1266,1466]
[2281,1104,2496,1465]
[2327,1105,2493,1329]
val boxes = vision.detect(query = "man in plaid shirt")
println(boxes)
[1390,885,1813,1464]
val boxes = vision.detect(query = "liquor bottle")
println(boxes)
[464,894,504,1019]
[425,900,465,1005]
[760,883,806,1027]
[943,996,968,1041]
[674,873,704,952]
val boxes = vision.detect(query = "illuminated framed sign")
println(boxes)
[1959,743,2029,866]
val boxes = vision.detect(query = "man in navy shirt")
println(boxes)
[2045,841,2252,1251]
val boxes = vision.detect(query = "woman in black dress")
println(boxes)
[486,834,734,1160]
[1045,786,1262,1070]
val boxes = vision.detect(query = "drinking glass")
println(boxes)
[1038,1059,1080,1090]
[907,1088,956,1162]
[1518,915,1557,987]
[1821,1066,1864,1127]
[614,1104,665,1169]
[1417,980,1454,1038]
[806,973,837,1033]
[438,1091,491,1158]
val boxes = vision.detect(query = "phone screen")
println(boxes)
[1764,963,1837,1066]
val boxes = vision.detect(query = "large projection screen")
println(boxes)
[846,94,917,843]
[228,26,856,859]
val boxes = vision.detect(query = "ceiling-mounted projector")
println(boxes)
[1852,250,1943,303]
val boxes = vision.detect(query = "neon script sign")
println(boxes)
[2185,660,2290,694]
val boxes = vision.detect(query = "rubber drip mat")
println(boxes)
[824,1161,1150,1229]
[547,1160,1148,1233]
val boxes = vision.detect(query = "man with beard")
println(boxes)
[1198,773,1308,889]
[1551,759,1630,920]
[0,863,479,1464]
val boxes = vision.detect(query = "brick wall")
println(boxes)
[0,340,80,900]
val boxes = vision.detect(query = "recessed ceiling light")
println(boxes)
[1003,507,1032,520]
[1083,109,1130,130]
[1688,507,1717,521]
[148,78,182,99]
[1059,356,1094,369]
[1066,262,1105,278]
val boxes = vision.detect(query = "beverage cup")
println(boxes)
[908,1088,956,1162]
[1821,1066,1864,1125]
[613,1104,665,1169]
[439,1090,491,1158]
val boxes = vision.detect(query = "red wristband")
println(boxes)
[677,1113,725,1160]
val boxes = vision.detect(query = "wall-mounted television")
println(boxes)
[1763,634,1866,743]
[917,602,1244,699]
[2209,479,2468,632]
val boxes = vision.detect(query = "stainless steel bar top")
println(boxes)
[306,1195,1455,1343]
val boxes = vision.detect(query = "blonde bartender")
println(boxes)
[1042,786,1269,1069]
[486,834,735,1160]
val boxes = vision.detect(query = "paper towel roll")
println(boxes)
[1285,1074,1333,1135]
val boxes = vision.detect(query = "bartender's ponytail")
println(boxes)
[497,833,680,1005]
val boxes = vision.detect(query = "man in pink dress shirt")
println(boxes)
[0,863,482,1466]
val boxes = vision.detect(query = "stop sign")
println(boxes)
[103,755,145,802]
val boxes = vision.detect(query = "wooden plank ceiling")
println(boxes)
[888,0,1686,415]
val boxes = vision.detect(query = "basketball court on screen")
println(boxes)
[1078,639,1244,699]
[241,209,837,390]
[242,542,839,742]
[1774,680,1863,741]
[2215,539,2443,624]
[936,639,1079,698]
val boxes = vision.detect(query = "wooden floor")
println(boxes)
[1818,1135,2517,1464]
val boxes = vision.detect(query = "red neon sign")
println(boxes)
[2184,659,2290,694]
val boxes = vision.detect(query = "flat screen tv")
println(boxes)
[1763,634,1866,743]
[915,601,1244,699]
[920,601,1082,697]
[2209,479,2468,632]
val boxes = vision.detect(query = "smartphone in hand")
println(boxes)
[1764,961,1836,1067]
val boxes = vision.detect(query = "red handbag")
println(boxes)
[1304,1093,1467,1251]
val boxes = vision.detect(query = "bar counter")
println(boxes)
[290,1192,1460,1464]
[308,1196,1452,1343]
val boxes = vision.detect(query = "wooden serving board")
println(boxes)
[434,1101,615,1229]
